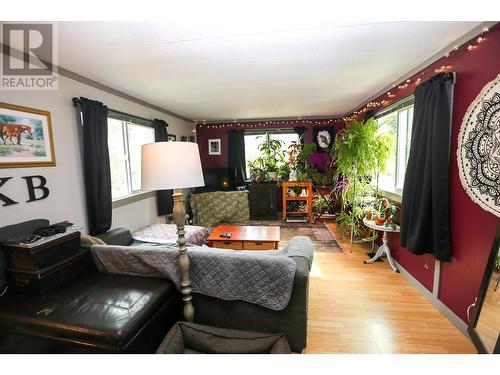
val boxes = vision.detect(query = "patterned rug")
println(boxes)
[209,220,343,253]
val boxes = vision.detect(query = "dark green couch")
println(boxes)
[94,227,310,352]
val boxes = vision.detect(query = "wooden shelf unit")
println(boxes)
[282,181,313,222]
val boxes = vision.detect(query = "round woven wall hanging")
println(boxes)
[458,74,500,217]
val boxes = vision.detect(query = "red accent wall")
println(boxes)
[378,25,500,321]
[196,24,500,323]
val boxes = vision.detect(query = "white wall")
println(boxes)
[0,65,194,232]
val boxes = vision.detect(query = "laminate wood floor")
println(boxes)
[302,221,476,354]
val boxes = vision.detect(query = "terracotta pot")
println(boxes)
[374,217,385,226]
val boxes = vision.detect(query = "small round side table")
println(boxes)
[362,217,400,273]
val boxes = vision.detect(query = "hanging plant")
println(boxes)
[334,118,392,178]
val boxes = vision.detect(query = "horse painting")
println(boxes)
[0,124,33,145]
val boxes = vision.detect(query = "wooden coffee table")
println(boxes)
[207,225,280,250]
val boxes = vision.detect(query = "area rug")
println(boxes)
[458,73,500,217]
[209,220,343,253]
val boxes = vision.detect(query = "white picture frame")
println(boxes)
[208,138,221,155]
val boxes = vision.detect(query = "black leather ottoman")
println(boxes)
[0,272,181,353]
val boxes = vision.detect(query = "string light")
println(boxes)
[194,117,346,129]
[195,25,493,128]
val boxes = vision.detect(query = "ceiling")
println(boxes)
[53,20,481,121]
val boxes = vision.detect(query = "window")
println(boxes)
[108,116,155,200]
[244,131,299,177]
[375,98,414,198]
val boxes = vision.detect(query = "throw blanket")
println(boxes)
[91,236,313,311]
[132,223,210,246]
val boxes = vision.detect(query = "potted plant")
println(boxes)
[247,159,265,182]
[332,118,393,240]
[296,143,317,181]
[365,197,398,229]
[255,132,285,180]
[286,140,302,181]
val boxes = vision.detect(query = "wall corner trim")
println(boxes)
[394,260,471,340]
[1,43,193,123]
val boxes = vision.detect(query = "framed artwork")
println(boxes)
[208,139,221,155]
[180,136,188,142]
[189,135,196,143]
[0,102,56,168]
[313,126,335,152]
[167,134,176,141]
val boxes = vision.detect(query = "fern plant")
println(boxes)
[332,118,394,240]
[334,118,392,178]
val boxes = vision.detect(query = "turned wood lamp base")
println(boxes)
[173,189,194,322]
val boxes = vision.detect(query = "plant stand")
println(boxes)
[282,181,313,222]
[362,218,400,273]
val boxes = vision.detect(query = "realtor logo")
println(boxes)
[1,22,58,90]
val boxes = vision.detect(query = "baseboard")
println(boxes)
[394,260,471,339]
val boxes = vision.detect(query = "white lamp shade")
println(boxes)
[141,142,205,190]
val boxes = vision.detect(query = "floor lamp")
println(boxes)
[141,141,205,322]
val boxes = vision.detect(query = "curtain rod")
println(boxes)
[72,97,156,125]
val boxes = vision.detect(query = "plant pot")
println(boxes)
[374,217,385,226]
[267,172,278,180]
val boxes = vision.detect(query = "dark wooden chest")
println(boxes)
[248,183,278,220]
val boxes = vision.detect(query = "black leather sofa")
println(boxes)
[0,227,181,353]
[0,226,310,353]
[93,228,311,352]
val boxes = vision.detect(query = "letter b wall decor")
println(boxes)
[0,175,50,206]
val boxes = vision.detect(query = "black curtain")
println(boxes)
[400,72,454,261]
[227,129,246,185]
[79,97,112,235]
[153,119,173,216]
[294,126,306,146]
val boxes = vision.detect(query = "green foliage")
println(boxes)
[33,121,44,140]
[0,114,17,124]
[335,209,366,239]
[332,118,395,238]
[334,118,392,177]
[496,253,500,270]
[247,159,265,182]
[254,132,285,174]
[297,143,317,164]
[312,194,331,214]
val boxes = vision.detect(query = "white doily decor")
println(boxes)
[458,74,500,217]
[317,130,331,149]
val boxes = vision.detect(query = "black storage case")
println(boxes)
[248,183,278,219]
[2,231,81,271]
[6,250,90,296]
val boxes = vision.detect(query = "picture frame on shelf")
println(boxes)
[0,102,56,168]
[208,139,221,155]
[167,134,176,141]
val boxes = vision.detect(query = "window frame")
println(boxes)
[107,110,155,204]
[374,95,415,201]
[243,128,299,180]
